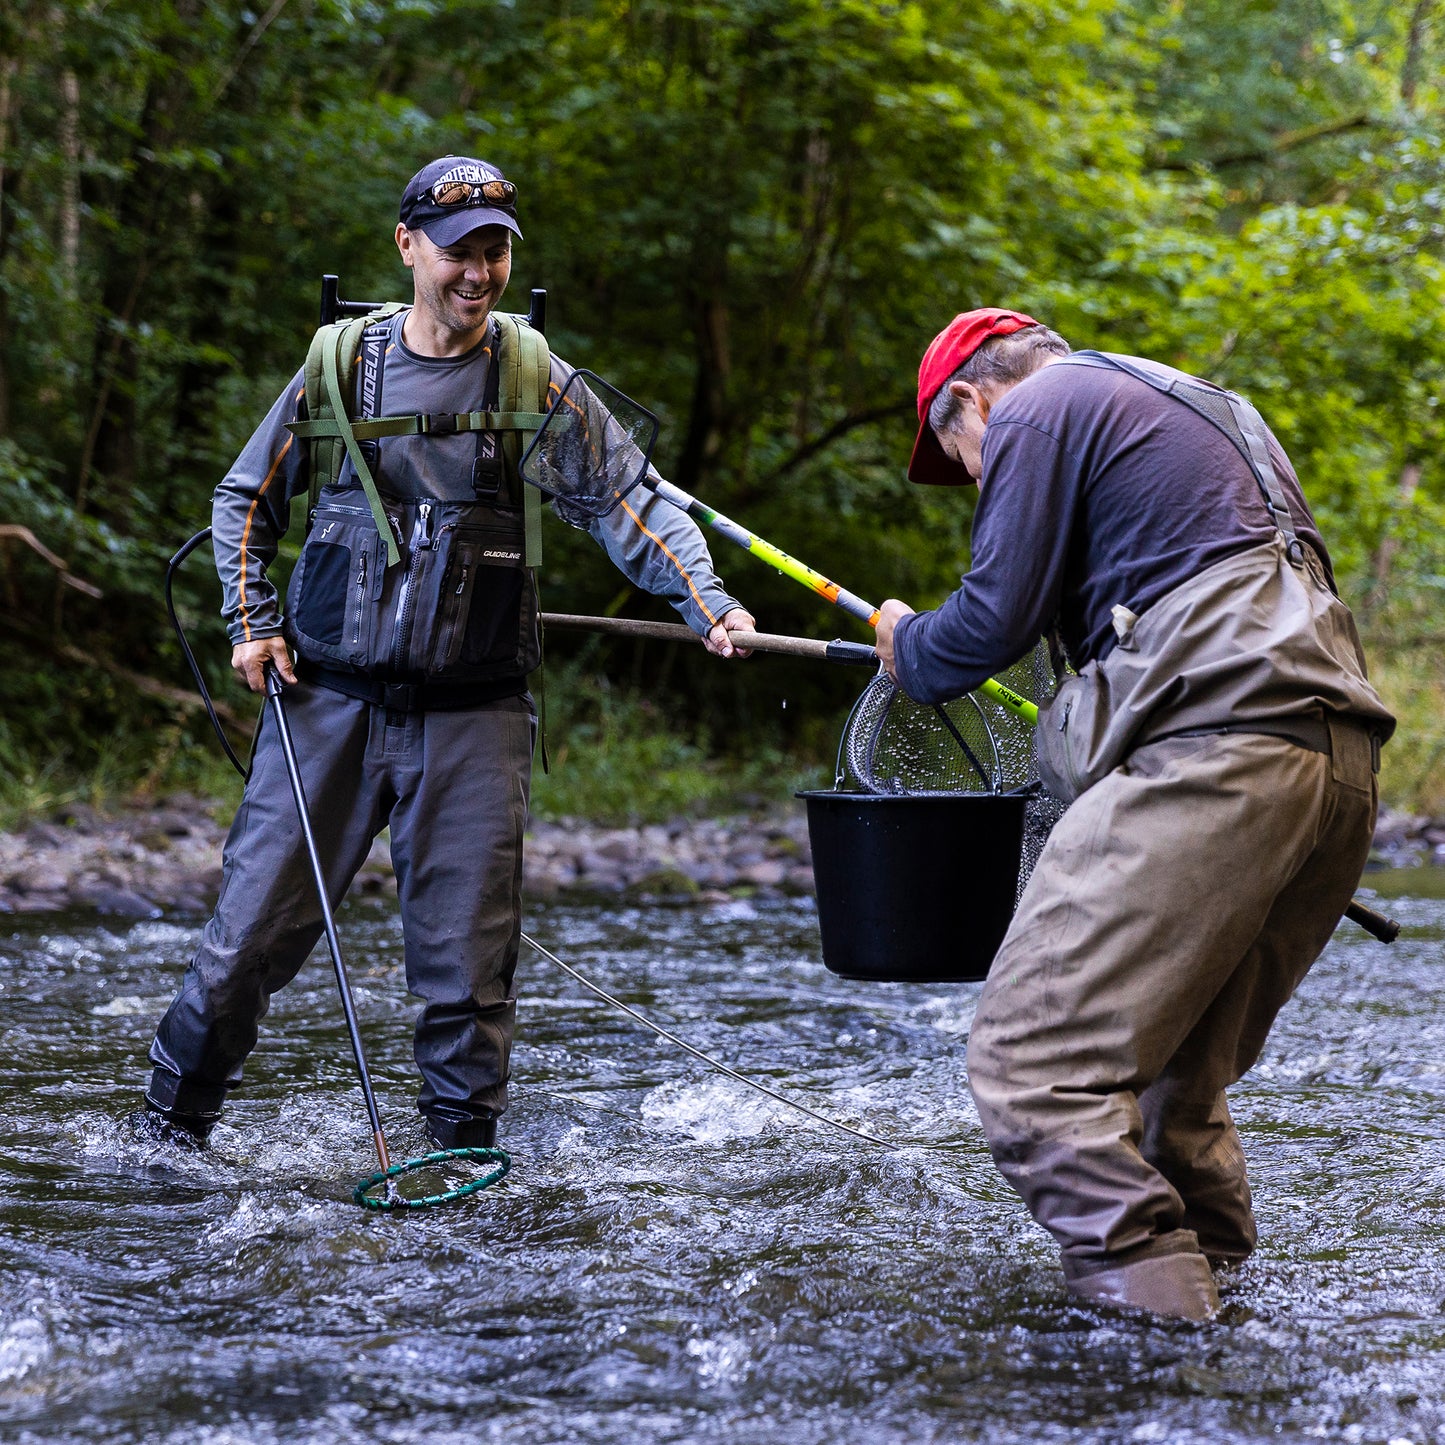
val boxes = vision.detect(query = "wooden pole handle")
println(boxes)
[540,612,876,665]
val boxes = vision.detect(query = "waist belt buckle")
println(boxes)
[383,681,419,713]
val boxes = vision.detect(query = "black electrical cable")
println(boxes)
[165,527,250,779]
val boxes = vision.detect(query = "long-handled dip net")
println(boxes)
[262,667,511,1211]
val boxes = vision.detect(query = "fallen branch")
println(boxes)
[57,641,250,731]
[0,525,103,598]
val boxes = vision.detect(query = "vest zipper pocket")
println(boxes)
[455,524,530,671]
[351,551,368,646]
[287,504,378,663]
[389,502,433,672]
[428,539,474,673]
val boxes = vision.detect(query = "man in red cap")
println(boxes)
[875,309,1393,1320]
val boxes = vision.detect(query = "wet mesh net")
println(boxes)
[837,640,1070,898]
[519,369,660,525]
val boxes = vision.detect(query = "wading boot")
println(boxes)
[136,1068,224,1151]
[1065,1249,1220,1323]
[126,1105,213,1153]
[424,1106,499,1151]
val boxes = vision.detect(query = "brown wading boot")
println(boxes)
[1064,1250,1220,1323]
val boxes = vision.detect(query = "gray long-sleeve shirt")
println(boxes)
[216,310,743,646]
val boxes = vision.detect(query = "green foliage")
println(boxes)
[1,0,1442,813]
[529,658,811,825]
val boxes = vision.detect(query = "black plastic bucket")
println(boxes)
[798,790,1028,983]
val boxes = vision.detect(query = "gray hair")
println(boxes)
[927,325,1072,435]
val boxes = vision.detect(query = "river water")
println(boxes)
[2,877,1443,1444]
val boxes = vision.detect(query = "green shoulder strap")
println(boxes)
[493,311,551,569]
[301,304,407,565]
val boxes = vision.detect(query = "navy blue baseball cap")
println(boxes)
[399,156,522,245]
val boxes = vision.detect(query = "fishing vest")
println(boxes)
[281,309,551,687]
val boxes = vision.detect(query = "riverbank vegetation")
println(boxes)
[2,0,1442,820]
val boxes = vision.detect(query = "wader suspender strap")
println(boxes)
[1064,352,1306,567]
[470,328,505,502]
[322,323,402,566]
[493,313,548,570]
[350,321,389,531]
[1224,392,1307,564]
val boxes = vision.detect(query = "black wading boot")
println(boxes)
[132,1068,225,1151]
[127,1106,213,1152]
[425,1106,499,1151]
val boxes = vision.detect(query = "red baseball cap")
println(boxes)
[907,308,1039,485]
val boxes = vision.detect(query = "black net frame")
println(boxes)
[519,368,660,524]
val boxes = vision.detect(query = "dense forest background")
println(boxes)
[2,0,1442,819]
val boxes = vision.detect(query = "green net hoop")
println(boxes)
[353,1146,511,1211]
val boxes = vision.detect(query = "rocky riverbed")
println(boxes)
[1,796,1441,919]
[0,797,818,917]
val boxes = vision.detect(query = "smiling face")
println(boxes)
[395,222,513,356]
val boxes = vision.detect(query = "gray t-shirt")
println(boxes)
[214,310,743,646]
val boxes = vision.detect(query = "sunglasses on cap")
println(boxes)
[429,177,517,207]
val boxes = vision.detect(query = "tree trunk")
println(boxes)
[1402,0,1437,107]
[676,290,731,494]
[0,52,19,436]
[59,66,80,290]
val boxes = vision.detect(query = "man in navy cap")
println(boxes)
[876,309,1392,1320]
[140,157,755,1154]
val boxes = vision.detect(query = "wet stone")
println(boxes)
[49,803,104,834]
[23,823,71,849]
[6,865,71,895]
[726,848,766,869]
[151,811,198,838]
[594,834,639,863]
[627,868,700,899]
[741,860,787,889]
[75,884,162,919]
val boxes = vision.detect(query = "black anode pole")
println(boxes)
[264,666,392,1175]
